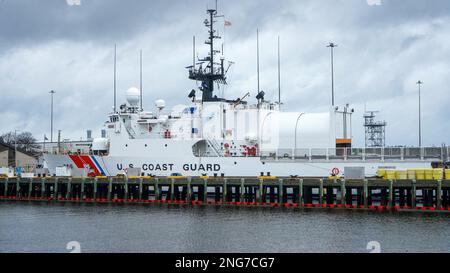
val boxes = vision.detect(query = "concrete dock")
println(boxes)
[1,176,449,212]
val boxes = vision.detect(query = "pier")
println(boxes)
[1,176,449,212]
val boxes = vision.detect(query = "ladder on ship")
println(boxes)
[124,122,136,139]
[207,139,223,157]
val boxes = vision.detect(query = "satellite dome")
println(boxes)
[126,87,140,106]
[155,99,166,110]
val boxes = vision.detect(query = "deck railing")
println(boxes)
[260,146,449,162]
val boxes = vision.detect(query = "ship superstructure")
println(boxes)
[43,7,448,178]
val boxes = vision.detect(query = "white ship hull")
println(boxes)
[43,153,433,177]
[39,6,447,178]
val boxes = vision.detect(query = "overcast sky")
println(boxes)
[1,0,449,147]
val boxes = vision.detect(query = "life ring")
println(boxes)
[331,167,340,176]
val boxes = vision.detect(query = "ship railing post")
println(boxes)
[388,179,394,208]
[344,148,347,161]
[292,148,295,160]
[381,147,385,162]
[326,148,329,161]
[308,148,312,162]
[139,177,143,202]
[299,179,303,206]
[107,177,112,201]
[362,147,366,161]
[363,179,368,208]
[319,179,324,206]
[437,180,442,210]
[67,177,72,200]
[411,180,417,208]
[420,147,424,161]
[187,177,192,203]
[400,147,404,161]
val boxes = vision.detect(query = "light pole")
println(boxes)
[416,80,423,147]
[49,90,55,142]
[14,129,20,173]
[14,130,18,169]
[327,42,337,106]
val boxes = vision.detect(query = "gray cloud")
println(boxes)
[1,0,449,147]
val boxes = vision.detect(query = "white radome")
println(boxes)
[155,99,166,110]
[126,87,140,106]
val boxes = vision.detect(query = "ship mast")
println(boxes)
[187,8,227,102]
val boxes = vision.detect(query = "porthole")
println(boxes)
[145,144,147,147]
[234,162,237,165]
[165,144,168,147]
[125,144,128,147]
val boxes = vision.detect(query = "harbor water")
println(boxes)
[0,202,449,253]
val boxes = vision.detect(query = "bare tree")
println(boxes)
[0,131,40,155]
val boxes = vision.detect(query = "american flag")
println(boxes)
[224,20,232,27]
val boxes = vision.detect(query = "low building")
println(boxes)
[0,140,38,171]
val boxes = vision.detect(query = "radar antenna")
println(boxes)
[187,8,230,101]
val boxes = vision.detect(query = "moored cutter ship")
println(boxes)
[43,7,449,178]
